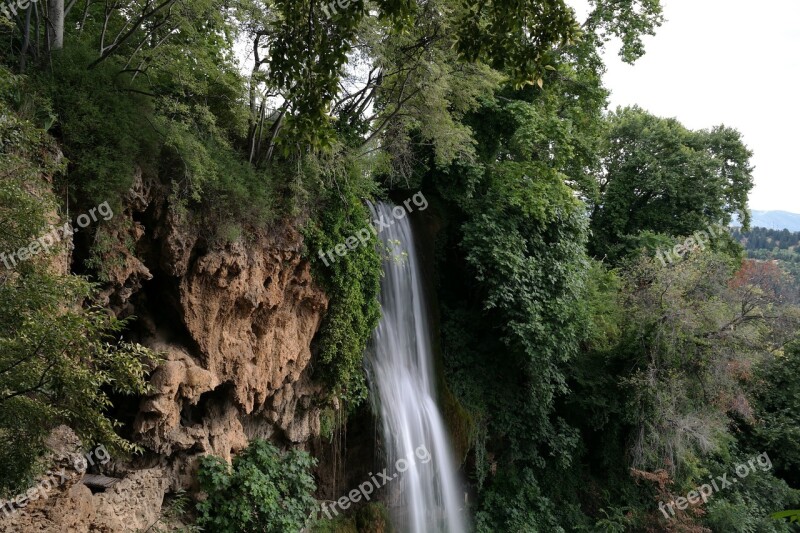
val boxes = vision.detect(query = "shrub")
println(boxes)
[196,439,318,533]
[303,187,382,405]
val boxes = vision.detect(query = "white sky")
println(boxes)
[572,0,800,213]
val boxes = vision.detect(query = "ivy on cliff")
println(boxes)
[303,179,382,405]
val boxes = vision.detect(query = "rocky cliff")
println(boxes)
[0,171,337,532]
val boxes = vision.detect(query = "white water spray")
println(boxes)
[366,201,467,533]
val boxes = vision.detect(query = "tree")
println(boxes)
[238,0,665,155]
[600,253,798,477]
[412,6,667,528]
[743,341,800,488]
[561,251,800,530]
[589,106,753,261]
[47,0,64,51]
[430,66,599,527]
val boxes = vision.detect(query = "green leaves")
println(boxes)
[771,509,800,524]
[251,0,661,151]
[0,71,156,493]
[302,187,382,405]
[0,267,158,492]
[585,0,665,63]
[456,0,579,87]
[742,342,800,489]
[590,106,753,262]
[196,439,317,533]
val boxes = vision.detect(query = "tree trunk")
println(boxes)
[20,6,32,71]
[47,0,64,51]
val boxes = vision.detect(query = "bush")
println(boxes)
[196,439,318,533]
[311,502,392,533]
[46,44,159,205]
[745,342,800,487]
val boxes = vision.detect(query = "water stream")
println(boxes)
[366,201,466,533]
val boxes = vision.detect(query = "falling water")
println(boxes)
[366,201,466,533]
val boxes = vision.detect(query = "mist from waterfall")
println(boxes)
[366,200,467,533]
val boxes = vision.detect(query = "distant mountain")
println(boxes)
[732,210,800,232]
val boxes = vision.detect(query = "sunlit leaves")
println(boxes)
[772,509,800,524]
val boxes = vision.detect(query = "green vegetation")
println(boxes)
[0,67,155,493]
[434,93,593,522]
[772,509,800,525]
[590,106,752,261]
[413,14,796,528]
[143,489,202,533]
[737,227,800,251]
[303,185,382,404]
[196,439,317,533]
[741,342,800,488]
[1,0,798,531]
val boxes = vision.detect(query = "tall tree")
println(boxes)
[589,106,753,261]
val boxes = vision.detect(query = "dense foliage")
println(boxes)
[590,106,753,261]
[0,67,154,493]
[1,0,798,530]
[196,439,317,533]
[741,342,800,488]
[430,78,595,528]
[303,183,382,404]
[737,227,800,251]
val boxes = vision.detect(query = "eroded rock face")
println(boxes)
[95,169,155,317]
[133,224,329,460]
[184,231,326,417]
[0,427,168,533]
[83,170,330,462]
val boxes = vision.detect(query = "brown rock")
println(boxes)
[134,223,329,459]
[0,428,167,533]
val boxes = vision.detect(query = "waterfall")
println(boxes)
[366,201,467,533]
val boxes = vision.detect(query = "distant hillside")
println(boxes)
[732,226,800,287]
[734,226,800,250]
[734,210,800,231]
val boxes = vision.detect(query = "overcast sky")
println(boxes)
[572,0,800,213]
